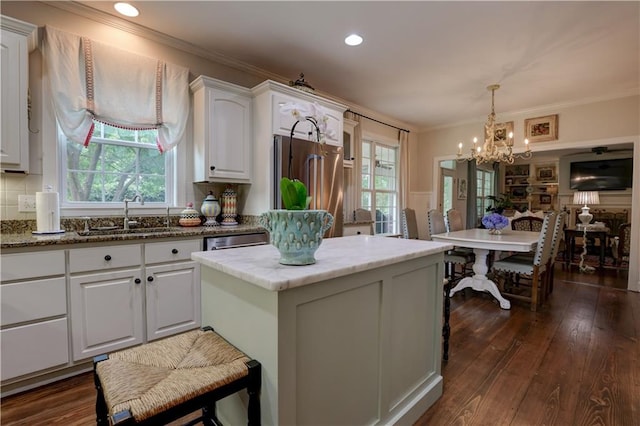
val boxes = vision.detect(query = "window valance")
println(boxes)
[43,26,189,153]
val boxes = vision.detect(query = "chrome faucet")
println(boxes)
[123,194,144,230]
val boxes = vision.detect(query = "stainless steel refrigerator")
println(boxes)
[274,135,343,237]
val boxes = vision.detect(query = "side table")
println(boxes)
[564,227,610,269]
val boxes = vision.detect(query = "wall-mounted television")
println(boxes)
[570,158,633,191]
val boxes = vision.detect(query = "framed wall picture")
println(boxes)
[539,194,552,204]
[524,114,558,143]
[535,163,557,182]
[458,178,467,199]
[487,121,514,143]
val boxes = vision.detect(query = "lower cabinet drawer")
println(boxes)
[1,277,66,326]
[69,244,142,273]
[1,318,69,381]
[145,239,200,264]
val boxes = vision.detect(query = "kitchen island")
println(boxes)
[191,235,452,425]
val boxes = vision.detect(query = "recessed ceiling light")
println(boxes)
[114,2,139,17]
[345,34,363,46]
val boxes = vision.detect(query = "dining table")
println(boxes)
[431,228,540,309]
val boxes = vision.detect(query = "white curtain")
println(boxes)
[43,26,189,153]
[398,130,409,209]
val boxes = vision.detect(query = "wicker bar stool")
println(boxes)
[93,326,261,425]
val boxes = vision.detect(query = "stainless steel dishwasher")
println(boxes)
[203,232,269,250]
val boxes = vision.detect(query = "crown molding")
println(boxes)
[42,1,283,82]
[423,88,640,133]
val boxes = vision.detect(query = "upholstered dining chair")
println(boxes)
[511,216,544,232]
[509,211,565,297]
[491,211,558,311]
[401,208,419,239]
[445,209,465,232]
[427,209,474,281]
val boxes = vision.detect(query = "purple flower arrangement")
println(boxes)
[482,212,509,230]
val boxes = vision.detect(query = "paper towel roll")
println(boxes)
[36,191,60,232]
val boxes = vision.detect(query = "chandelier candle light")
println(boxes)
[458,84,532,164]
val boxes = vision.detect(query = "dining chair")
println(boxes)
[509,211,565,297]
[445,209,475,256]
[491,211,558,311]
[427,209,474,281]
[511,216,544,232]
[401,208,419,239]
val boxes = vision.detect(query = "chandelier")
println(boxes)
[457,84,532,164]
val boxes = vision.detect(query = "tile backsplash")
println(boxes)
[1,173,43,220]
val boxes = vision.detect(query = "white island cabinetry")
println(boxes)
[192,235,452,425]
[191,76,253,182]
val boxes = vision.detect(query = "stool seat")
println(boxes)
[94,327,261,425]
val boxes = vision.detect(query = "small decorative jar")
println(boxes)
[179,203,202,227]
[221,186,238,226]
[200,192,221,226]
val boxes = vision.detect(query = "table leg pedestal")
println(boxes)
[448,248,511,310]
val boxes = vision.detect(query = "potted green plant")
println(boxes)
[280,177,312,210]
[486,193,515,214]
[259,178,334,265]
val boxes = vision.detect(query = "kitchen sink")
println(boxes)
[77,227,184,236]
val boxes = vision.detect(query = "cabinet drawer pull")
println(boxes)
[210,165,216,171]
[147,276,154,282]
[134,278,141,284]
[104,255,112,261]
[172,248,179,254]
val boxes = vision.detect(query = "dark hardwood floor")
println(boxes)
[1,264,637,426]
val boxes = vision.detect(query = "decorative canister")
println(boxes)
[200,192,221,226]
[221,186,238,226]
[179,203,202,227]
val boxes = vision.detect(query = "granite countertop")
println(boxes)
[191,235,453,292]
[1,224,266,249]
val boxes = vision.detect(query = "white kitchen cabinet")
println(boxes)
[0,250,68,381]
[1,16,37,173]
[69,245,144,361]
[69,240,201,361]
[144,239,201,341]
[271,92,343,147]
[245,80,347,215]
[191,75,253,182]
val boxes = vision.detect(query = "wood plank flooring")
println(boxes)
[1,264,637,426]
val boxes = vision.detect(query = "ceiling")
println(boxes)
[75,1,639,131]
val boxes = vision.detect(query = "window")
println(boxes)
[59,122,174,206]
[476,168,495,223]
[361,139,399,234]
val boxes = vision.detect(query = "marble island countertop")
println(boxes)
[0,224,266,249]
[192,235,453,291]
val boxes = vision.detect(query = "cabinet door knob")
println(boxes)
[210,165,216,171]
[134,278,141,284]
[172,248,178,254]
[147,276,154,282]
[104,255,112,261]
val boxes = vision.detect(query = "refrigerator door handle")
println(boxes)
[306,154,324,210]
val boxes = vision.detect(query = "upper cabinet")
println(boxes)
[1,16,37,174]
[190,76,253,182]
[252,80,346,147]
[244,80,347,215]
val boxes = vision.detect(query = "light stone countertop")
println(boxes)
[191,235,453,291]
